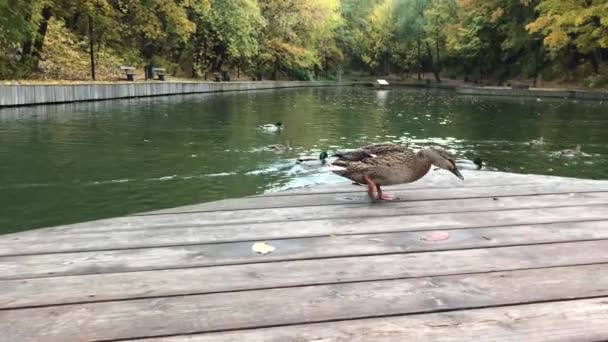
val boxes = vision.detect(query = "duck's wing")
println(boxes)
[331,158,373,175]
[361,143,410,155]
[332,149,374,161]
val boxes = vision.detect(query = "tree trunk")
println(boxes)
[435,32,441,76]
[272,57,278,80]
[88,15,96,81]
[416,39,421,80]
[32,7,53,65]
[425,41,440,82]
[22,6,53,69]
[590,50,600,74]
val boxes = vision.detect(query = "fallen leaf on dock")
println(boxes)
[252,242,275,254]
[421,231,450,242]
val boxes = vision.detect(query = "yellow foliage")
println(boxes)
[38,18,138,80]
[490,8,504,23]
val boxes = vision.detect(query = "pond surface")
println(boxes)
[1,86,607,233]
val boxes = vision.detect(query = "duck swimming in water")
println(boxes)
[560,144,582,157]
[330,143,463,202]
[258,122,283,132]
[296,151,329,167]
[456,157,483,170]
[265,143,290,154]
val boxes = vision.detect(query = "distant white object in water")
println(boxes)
[376,79,389,85]
[536,98,542,102]
[258,122,282,132]
[560,144,582,157]
[456,158,483,170]
[529,137,545,146]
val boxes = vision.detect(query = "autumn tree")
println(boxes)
[527,0,608,76]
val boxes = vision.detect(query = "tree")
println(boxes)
[359,0,395,74]
[527,0,608,74]
[424,0,458,81]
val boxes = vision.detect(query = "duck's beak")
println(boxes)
[451,167,464,180]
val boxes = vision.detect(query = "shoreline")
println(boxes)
[0,81,353,108]
[1,80,606,108]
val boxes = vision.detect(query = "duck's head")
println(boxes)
[276,122,283,127]
[473,157,483,169]
[319,151,329,163]
[421,148,464,180]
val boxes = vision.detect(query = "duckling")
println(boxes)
[330,143,463,202]
[560,144,582,157]
[296,151,329,166]
[455,157,483,170]
[529,137,545,146]
[258,122,282,132]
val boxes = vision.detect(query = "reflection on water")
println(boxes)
[1,87,607,233]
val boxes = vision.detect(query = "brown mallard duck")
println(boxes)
[330,143,463,201]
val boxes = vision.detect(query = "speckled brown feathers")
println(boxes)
[331,144,463,186]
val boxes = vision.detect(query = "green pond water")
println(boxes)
[1,86,607,233]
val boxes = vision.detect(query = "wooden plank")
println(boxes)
[131,297,608,342]
[136,183,608,214]
[2,204,608,256]
[28,191,606,236]
[1,220,607,280]
[1,264,607,341]
[2,240,608,309]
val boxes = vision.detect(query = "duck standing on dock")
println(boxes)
[258,122,283,132]
[330,143,464,202]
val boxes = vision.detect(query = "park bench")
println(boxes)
[152,68,167,81]
[120,66,136,81]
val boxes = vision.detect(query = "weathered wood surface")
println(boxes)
[2,220,608,280]
[1,240,607,309]
[1,171,607,341]
[1,264,607,341]
[140,181,608,214]
[3,199,607,256]
[134,297,608,342]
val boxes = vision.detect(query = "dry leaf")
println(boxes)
[421,231,450,242]
[252,242,275,254]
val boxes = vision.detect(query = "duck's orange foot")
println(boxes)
[378,193,396,201]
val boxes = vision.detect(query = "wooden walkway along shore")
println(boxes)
[1,170,608,341]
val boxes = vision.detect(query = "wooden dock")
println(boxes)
[1,170,608,341]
